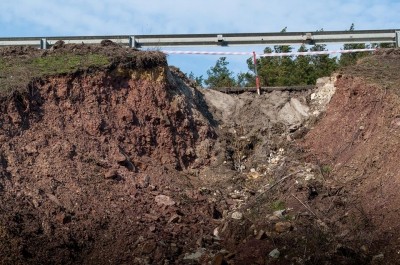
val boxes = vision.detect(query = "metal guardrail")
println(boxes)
[0,29,399,49]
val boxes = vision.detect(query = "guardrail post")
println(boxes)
[40,38,48,49]
[129,36,137,48]
[396,31,400,48]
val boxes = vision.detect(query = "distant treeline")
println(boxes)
[188,24,395,87]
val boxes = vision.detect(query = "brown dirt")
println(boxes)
[0,45,218,264]
[1,45,400,265]
[301,48,400,263]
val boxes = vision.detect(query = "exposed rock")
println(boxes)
[155,195,175,206]
[248,170,260,179]
[168,214,180,223]
[183,248,205,261]
[309,75,337,116]
[141,240,157,254]
[269,248,280,259]
[255,230,266,240]
[372,253,384,260]
[231,211,243,220]
[273,209,286,219]
[274,221,292,233]
[212,253,227,265]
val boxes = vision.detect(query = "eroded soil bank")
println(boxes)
[1,46,400,264]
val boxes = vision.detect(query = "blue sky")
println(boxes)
[1,0,399,78]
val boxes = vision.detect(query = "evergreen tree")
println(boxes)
[292,45,315,85]
[339,23,371,67]
[247,27,298,86]
[188,72,204,87]
[236,71,255,87]
[204,57,236,87]
[310,47,338,80]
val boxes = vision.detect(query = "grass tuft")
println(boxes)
[0,53,109,96]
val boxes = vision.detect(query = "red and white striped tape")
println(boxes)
[163,50,252,55]
[163,49,376,57]
[258,48,376,57]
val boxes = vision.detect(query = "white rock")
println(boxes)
[273,209,286,218]
[372,253,384,260]
[231,211,243,220]
[304,174,315,181]
[213,227,220,238]
[290,98,309,118]
[155,195,175,206]
[183,248,206,260]
[269,248,280,259]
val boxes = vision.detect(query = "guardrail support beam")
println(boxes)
[396,31,400,47]
[129,36,137,48]
[40,38,48,49]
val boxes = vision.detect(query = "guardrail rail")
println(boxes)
[0,29,399,49]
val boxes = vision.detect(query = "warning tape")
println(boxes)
[163,48,376,57]
[258,48,376,57]
[163,51,252,55]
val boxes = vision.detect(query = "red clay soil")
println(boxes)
[302,49,400,263]
[0,50,218,264]
[1,45,400,265]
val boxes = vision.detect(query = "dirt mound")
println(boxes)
[0,47,217,264]
[301,49,400,262]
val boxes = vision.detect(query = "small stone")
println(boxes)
[115,152,127,163]
[304,173,315,181]
[250,168,256,173]
[144,213,159,221]
[274,221,292,233]
[183,249,205,261]
[391,118,400,128]
[149,225,156,232]
[310,93,316,100]
[170,243,180,255]
[231,211,243,220]
[255,230,266,240]
[372,253,384,260]
[267,215,280,222]
[248,171,260,179]
[360,245,368,252]
[196,237,203,247]
[269,248,280,259]
[24,144,38,154]
[155,195,175,206]
[212,253,226,265]
[213,227,220,238]
[141,240,157,254]
[273,209,286,219]
[105,169,118,179]
[168,214,180,223]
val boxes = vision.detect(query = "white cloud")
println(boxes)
[1,0,399,35]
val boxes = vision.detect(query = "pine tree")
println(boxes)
[188,72,204,87]
[204,57,236,87]
[292,45,315,85]
[339,23,371,67]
